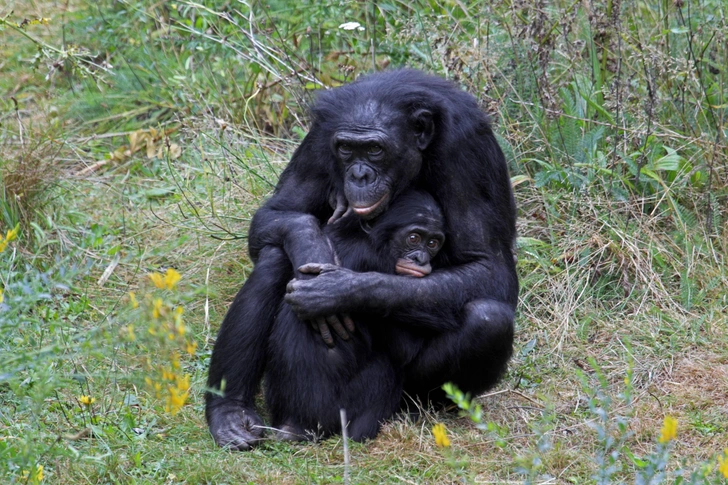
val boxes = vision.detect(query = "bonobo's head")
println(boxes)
[314,79,438,220]
[371,190,445,278]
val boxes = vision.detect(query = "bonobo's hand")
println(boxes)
[310,313,356,347]
[208,402,264,451]
[285,264,361,339]
[293,240,354,346]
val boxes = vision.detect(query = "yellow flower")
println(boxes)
[718,449,728,478]
[0,239,8,253]
[79,395,96,406]
[176,373,190,392]
[162,367,176,381]
[125,324,136,341]
[0,289,4,305]
[149,268,181,290]
[146,377,163,397]
[432,423,451,448]
[150,272,165,289]
[152,298,164,319]
[658,416,678,444]
[164,376,190,415]
[164,268,181,290]
[129,291,139,309]
[185,340,197,355]
[21,464,44,483]
[6,225,19,241]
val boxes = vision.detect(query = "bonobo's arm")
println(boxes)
[247,139,355,343]
[286,251,517,333]
[286,179,519,334]
[248,150,335,270]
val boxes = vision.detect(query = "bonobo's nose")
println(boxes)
[351,164,376,186]
[414,251,428,265]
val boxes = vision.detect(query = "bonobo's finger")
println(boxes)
[298,263,339,274]
[297,263,324,275]
[327,193,349,224]
[316,318,335,347]
[326,315,350,341]
[342,314,355,333]
[329,206,354,225]
[286,279,297,294]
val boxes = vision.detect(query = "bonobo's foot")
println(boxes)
[207,401,264,451]
[274,422,307,442]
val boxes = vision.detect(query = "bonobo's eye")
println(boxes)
[367,145,383,156]
[407,233,421,245]
[338,144,352,157]
[427,239,440,250]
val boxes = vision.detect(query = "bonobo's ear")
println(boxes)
[412,109,435,151]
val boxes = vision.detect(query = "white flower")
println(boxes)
[339,21,364,31]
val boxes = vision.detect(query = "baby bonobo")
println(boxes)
[265,189,445,442]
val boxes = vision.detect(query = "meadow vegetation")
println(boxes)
[1,0,727,483]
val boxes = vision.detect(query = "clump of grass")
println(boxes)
[0,133,64,231]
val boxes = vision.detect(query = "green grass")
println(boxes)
[1,0,727,483]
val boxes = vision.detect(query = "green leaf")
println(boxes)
[144,187,175,199]
[651,147,683,171]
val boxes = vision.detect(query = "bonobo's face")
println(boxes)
[391,222,445,277]
[332,102,434,220]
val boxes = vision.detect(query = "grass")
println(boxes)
[1,0,727,483]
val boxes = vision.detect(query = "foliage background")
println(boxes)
[0,0,727,483]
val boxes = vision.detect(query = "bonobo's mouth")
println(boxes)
[351,192,389,217]
[395,260,431,278]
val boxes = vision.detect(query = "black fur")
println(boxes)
[206,69,518,450]
[265,190,443,441]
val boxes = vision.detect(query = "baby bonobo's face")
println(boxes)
[392,220,445,278]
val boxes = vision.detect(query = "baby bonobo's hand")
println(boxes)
[327,192,353,225]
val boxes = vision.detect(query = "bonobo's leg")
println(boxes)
[206,246,291,450]
[345,354,402,442]
[402,300,515,405]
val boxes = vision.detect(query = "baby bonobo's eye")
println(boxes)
[408,233,421,245]
[427,239,439,250]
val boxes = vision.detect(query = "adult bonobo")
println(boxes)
[206,69,518,450]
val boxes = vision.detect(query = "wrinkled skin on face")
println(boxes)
[330,102,435,220]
